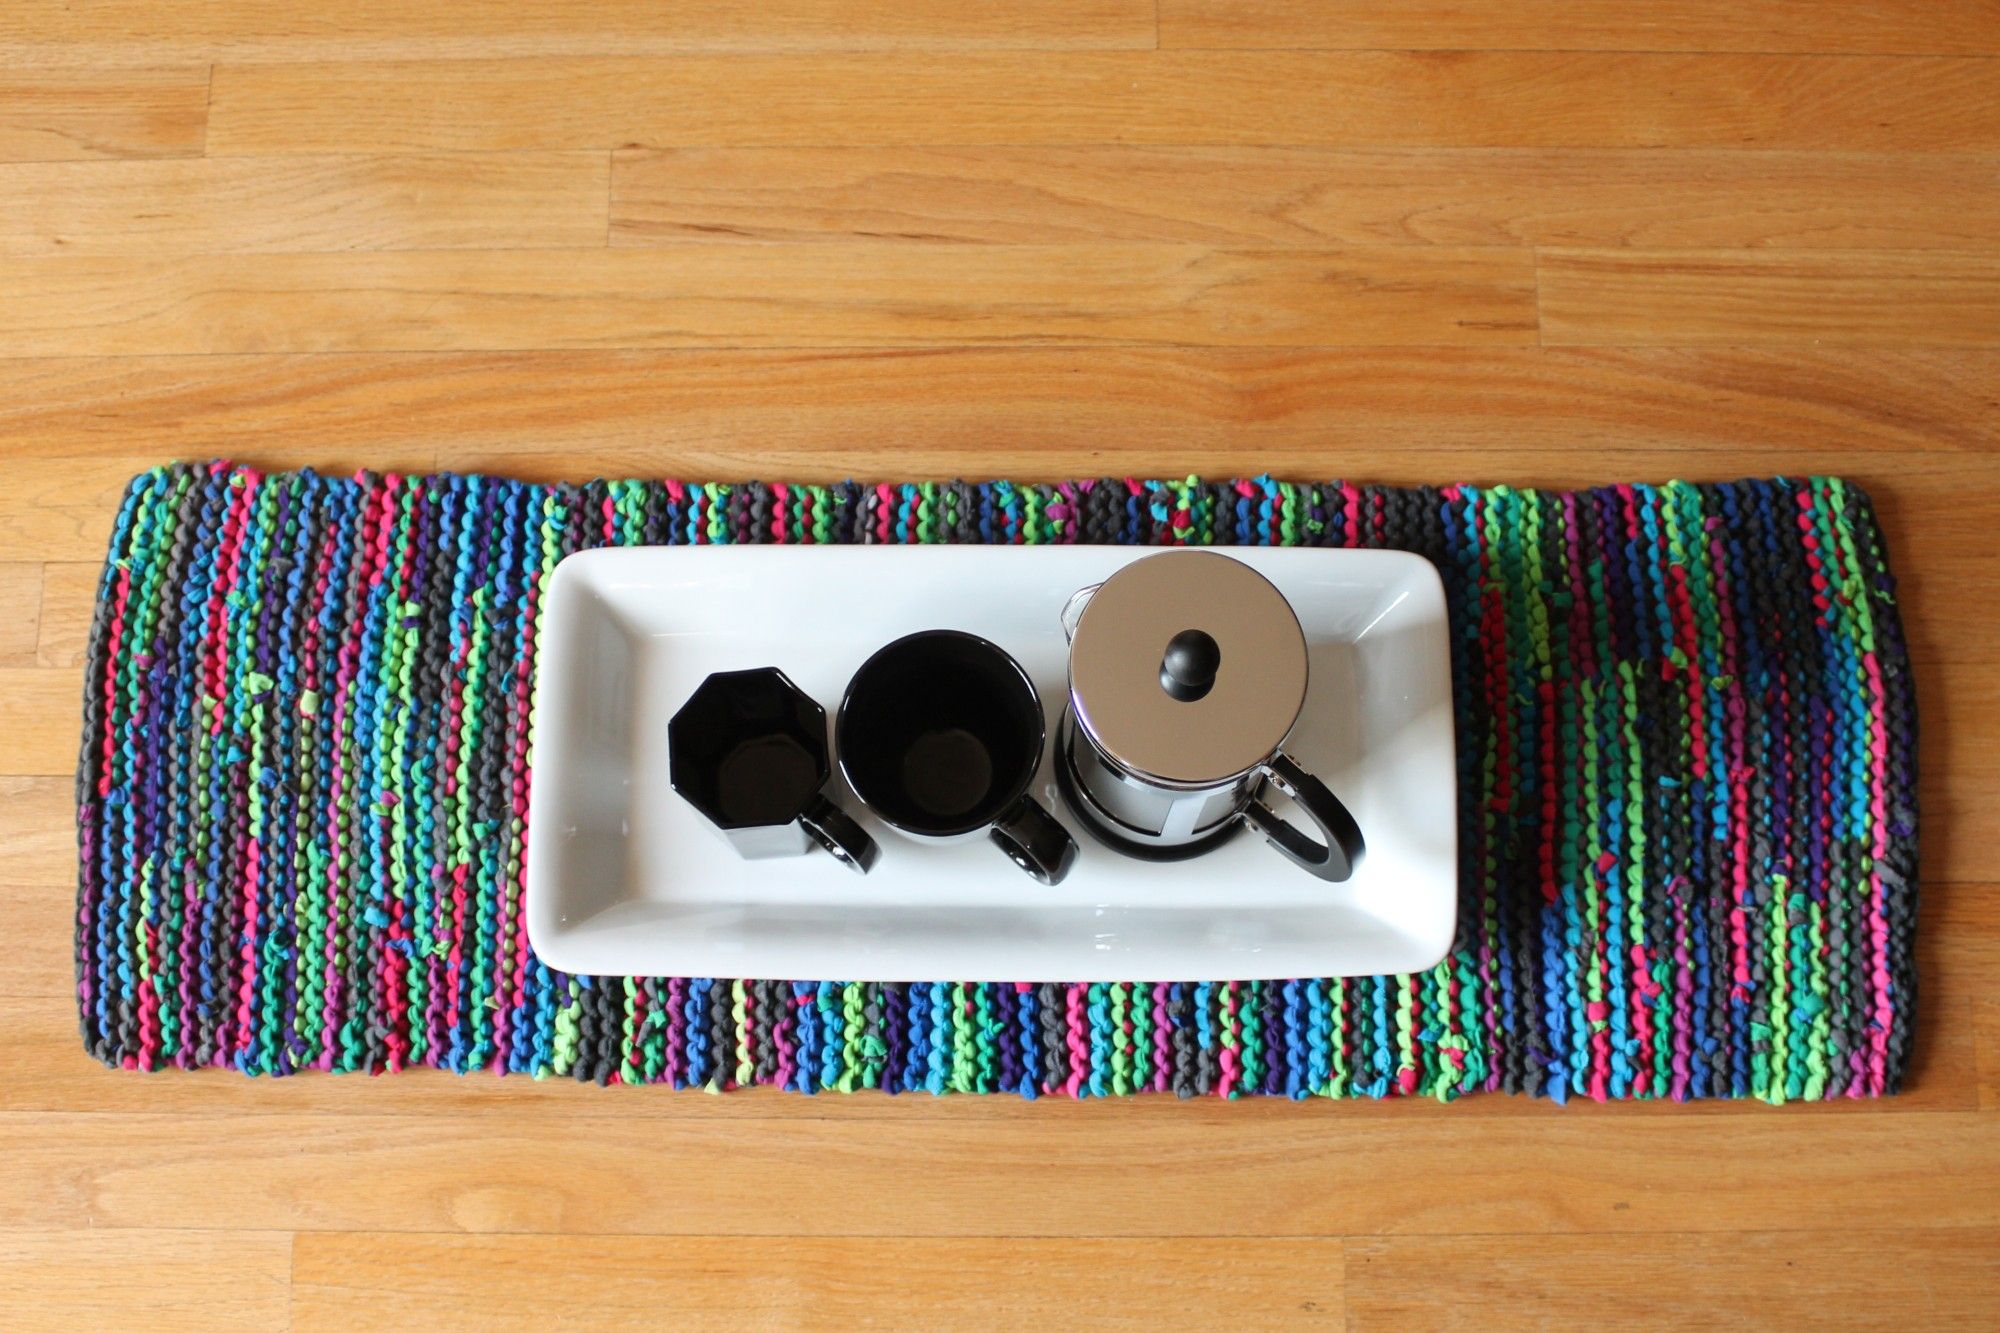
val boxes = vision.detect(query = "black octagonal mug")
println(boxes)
[668,667,879,874]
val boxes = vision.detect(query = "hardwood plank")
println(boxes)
[0,68,208,164]
[205,53,2000,155]
[2,350,1990,461]
[0,882,71,998]
[0,780,75,1008]
[1978,997,1998,1111]
[1540,249,2000,347]
[0,1230,291,1333]
[0,502,112,570]
[1921,663,1995,897]
[0,1,1155,66]
[1910,931,1995,1108]
[1966,858,2000,1112]
[0,669,81,778]
[6,1110,1997,1234]
[0,565,41,666]
[0,153,612,256]
[612,147,2000,251]
[1344,1230,2000,1330]
[1929,878,2000,944]
[0,779,74,886]
[1159,1,2000,57]
[1881,476,2000,670]
[0,247,1541,356]
[33,564,97,669]
[291,1233,1343,1330]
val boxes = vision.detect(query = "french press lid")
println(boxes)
[1068,551,1309,787]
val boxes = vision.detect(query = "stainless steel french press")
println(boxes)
[1054,550,1365,881]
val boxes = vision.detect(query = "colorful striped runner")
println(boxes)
[74,464,1918,1102]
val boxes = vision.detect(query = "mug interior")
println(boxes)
[713,735,822,825]
[668,667,829,829]
[838,631,1043,835]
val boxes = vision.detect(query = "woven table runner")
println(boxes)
[74,464,1917,1102]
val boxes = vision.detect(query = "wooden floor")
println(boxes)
[2,3,1998,1328]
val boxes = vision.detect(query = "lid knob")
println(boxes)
[1159,628,1221,703]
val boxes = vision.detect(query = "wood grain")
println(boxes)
[32,564,97,668]
[1979,998,1999,1112]
[0,778,75,885]
[0,564,40,666]
[0,67,208,163]
[205,53,2000,155]
[1344,1230,2000,1330]
[0,668,82,777]
[1922,666,1995,894]
[0,1231,292,1333]
[612,148,2000,251]
[0,246,1540,355]
[290,1234,1345,1330]
[0,1,1156,66]
[3,350,1991,461]
[1540,249,2000,346]
[1973,867,2000,1115]
[0,153,612,256]
[0,884,71,997]
[8,1111,1999,1235]
[1158,1,2000,57]
[1918,935,1996,1109]
[0,500,113,569]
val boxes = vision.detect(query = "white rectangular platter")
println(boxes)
[525,545,1456,982]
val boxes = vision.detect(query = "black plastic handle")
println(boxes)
[989,793,1078,885]
[799,793,880,875]
[1244,752,1365,883]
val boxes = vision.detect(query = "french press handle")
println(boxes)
[1245,753,1366,883]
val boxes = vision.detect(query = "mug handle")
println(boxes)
[799,793,880,874]
[1244,752,1365,883]
[990,794,1079,885]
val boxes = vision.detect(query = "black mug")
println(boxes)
[669,667,878,873]
[836,630,1077,885]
